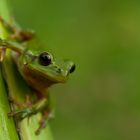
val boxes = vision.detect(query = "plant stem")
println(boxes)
[0,0,11,21]
[0,1,20,140]
[0,0,53,140]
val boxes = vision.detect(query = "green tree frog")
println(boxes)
[0,17,75,135]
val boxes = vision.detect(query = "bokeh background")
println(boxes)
[11,0,140,140]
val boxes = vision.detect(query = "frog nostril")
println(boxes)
[57,68,62,73]
[70,64,76,73]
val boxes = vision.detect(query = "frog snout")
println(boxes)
[69,64,76,73]
[63,60,76,74]
[54,60,76,75]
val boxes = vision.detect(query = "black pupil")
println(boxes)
[39,52,52,66]
[70,64,76,73]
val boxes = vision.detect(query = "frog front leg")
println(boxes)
[8,95,54,134]
[0,17,35,42]
[0,38,24,56]
[8,97,48,120]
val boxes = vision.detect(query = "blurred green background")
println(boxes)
[11,0,140,140]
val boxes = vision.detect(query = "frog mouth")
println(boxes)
[28,64,69,83]
[43,69,69,83]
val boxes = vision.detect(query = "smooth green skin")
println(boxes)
[0,15,75,92]
[2,39,75,94]
[0,17,75,93]
[0,18,75,134]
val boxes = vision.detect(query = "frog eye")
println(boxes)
[39,52,52,66]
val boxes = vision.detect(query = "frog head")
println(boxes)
[20,50,76,85]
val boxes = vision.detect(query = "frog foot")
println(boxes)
[0,16,35,42]
[8,96,35,120]
[8,107,35,121]
[35,111,54,135]
[8,95,33,109]
[8,97,54,135]
[10,29,35,42]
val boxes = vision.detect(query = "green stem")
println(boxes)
[0,0,53,140]
[0,1,20,140]
[0,0,11,21]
